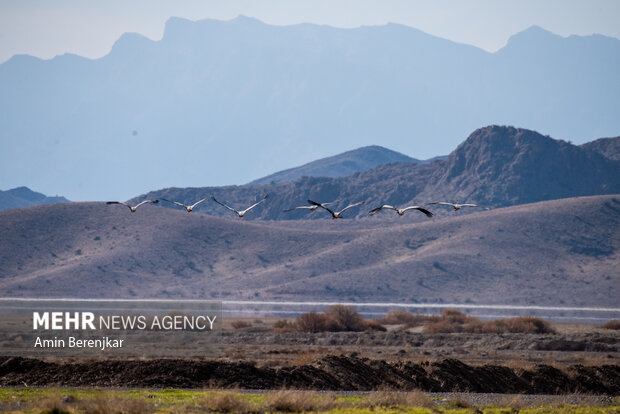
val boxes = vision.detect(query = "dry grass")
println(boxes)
[295,305,371,333]
[423,309,483,333]
[365,319,388,331]
[602,320,620,330]
[365,390,434,409]
[485,316,555,334]
[265,390,339,412]
[231,320,252,329]
[292,350,322,365]
[33,392,152,414]
[199,391,251,413]
[378,309,439,327]
[273,319,297,332]
[497,394,528,411]
[34,394,71,414]
[422,310,555,334]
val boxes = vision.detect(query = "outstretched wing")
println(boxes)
[134,200,159,208]
[369,205,394,215]
[402,206,434,217]
[162,199,187,208]
[428,201,454,207]
[369,206,383,215]
[106,201,132,211]
[338,201,365,214]
[243,194,270,214]
[460,203,479,208]
[307,199,336,216]
[211,196,239,214]
[189,198,207,209]
[284,206,312,212]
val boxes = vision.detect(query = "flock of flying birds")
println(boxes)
[106,195,483,219]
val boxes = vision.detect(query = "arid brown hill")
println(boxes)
[0,195,618,306]
[136,126,620,220]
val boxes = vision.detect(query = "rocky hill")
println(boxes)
[581,136,620,161]
[138,126,620,220]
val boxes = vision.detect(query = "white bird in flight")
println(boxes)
[428,202,481,211]
[162,198,206,212]
[211,194,269,218]
[106,200,158,213]
[369,204,433,217]
[283,202,334,213]
[308,199,364,219]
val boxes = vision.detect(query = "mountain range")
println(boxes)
[0,187,68,211]
[137,126,620,220]
[1,16,619,201]
[1,194,617,307]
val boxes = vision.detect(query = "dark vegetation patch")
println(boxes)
[0,356,618,394]
[602,320,620,330]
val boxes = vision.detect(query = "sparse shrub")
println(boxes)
[200,391,250,413]
[323,305,366,332]
[365,319,387,331]
[378,309,438,327]
[422,311,554,334]
[441,309,469,323]
[231,320,252,329]
[498,394,527,411]
[487,316,555,334]
[447,397,471,408]
[602,320,620,330]
[423,319,462,333]
[273,319,297,332]
[266,390,333,412]
[366,391,409,408]
[366,390,434,409]
[296,306,381,333]
[423,309,483,333]
[296,311,327,333]
[30,394,71,414]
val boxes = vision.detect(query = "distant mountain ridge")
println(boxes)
[139,126,620,220]
[0,187,69,211]
[249,145,418,185]
[1,17,619,200]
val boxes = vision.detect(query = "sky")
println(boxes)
[1,0,620,63]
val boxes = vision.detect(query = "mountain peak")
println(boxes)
[162,15,265,41]
[499,25,562,52]
[229,15,264,24]
[462,125,555,146]
[110,32,154,55]
[248,145,416,185]
[431,125,620,206]
[0,187,69,211]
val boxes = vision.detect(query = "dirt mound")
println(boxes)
[1,356,618,394]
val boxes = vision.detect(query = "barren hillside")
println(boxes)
[0,195,618,306]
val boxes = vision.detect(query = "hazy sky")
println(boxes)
[1,0,619,63]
